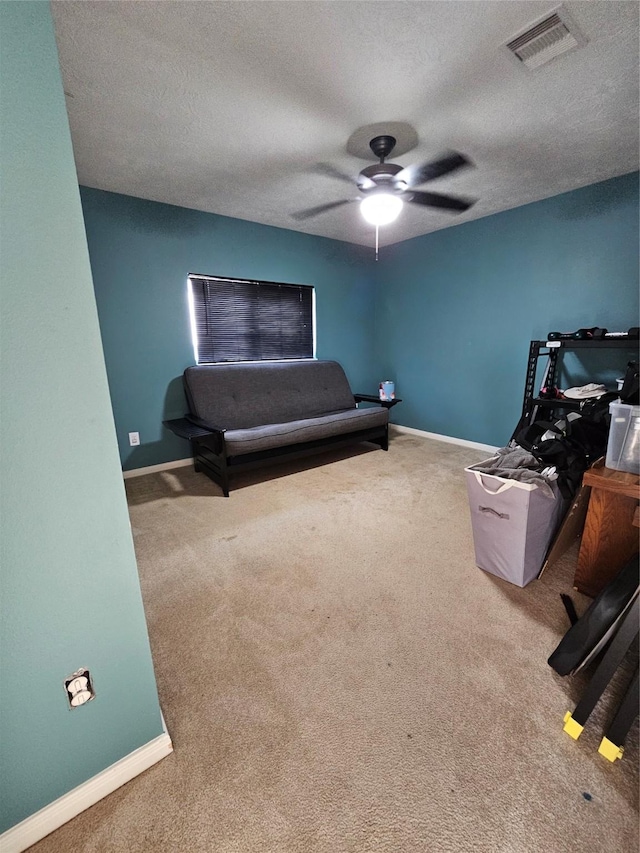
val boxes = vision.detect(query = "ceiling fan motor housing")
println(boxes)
[359,162,403,189]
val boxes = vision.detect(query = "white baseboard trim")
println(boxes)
[122,433,496,478]
[390,423,499,454]
[0,732,173,853]
[123,457,192,479]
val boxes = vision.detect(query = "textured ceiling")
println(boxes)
[52,1,639,247]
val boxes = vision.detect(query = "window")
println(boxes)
[188,274,315,364]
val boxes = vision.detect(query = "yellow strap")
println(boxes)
[598,737,624,762]
[563,711,584,740]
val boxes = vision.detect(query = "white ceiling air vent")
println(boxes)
[505,6,587,70]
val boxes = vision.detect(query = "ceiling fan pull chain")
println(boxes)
[375,224,379,261]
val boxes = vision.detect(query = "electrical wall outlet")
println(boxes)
[128,431,140,446]
[64,668,95,709]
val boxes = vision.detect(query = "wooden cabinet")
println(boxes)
[574,460,640,597]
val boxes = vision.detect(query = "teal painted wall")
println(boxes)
[0,3,163,833]
[374,172,640,447]
[83,174,639,469]
[80,188,376,470]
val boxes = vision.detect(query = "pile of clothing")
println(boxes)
[472,445,558,498]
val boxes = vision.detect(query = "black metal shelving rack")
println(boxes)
[513,338,639,439]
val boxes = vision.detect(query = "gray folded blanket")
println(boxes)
[470,445,557,498]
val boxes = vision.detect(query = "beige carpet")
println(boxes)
[31,434,638,852]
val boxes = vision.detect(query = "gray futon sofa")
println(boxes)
[164,360,390,495]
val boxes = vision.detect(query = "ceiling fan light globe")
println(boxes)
[360,193,403,226]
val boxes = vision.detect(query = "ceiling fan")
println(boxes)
[291,135,475,226]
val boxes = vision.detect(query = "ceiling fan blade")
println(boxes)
[290,198,356,220]
[313,163,357,185]
[313,163,376,191]
[395,152,471,188]
[405,190,475,212]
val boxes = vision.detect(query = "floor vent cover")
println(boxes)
[506,6,586,70]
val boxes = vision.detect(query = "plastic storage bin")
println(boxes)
[465,458,567,588]
[606,402,640,474]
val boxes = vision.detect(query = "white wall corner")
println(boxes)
[0,732,173,853]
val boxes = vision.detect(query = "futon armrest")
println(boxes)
[163,416,225,441]
[354,394,383,404]
[354,393,402,409]
[186,414,226,434]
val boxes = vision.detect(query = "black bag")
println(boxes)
[579,391,618,422]
[619,361,639,405]
[516,413,609,498]
[567,403,613,460]
[516,422,584,498]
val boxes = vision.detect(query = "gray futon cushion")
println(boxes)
[223,407,388,455]
[184,360,358,430]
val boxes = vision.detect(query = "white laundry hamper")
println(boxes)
[464,457,567,588]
